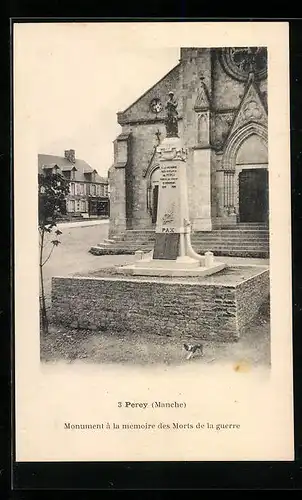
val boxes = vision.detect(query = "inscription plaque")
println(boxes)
[153,233,180,260]
[155,163,182,234]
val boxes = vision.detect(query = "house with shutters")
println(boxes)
[105,47,269,257]
[38,149,109,218]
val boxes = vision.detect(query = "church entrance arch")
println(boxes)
[147,166,161,225]
[238,168,268,222]
[235,133,268,222]
[222,123,268,223]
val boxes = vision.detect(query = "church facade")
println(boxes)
[108,47,268,241]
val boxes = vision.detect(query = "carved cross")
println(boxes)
[155,129,161,145]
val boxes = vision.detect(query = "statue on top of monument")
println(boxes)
[165,91,179,138]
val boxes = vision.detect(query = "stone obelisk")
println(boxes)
[117,91,225,277]
[153,134,191,261]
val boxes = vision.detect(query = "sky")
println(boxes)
[15,24,180,176]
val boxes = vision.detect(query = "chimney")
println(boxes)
[64,149,76,163]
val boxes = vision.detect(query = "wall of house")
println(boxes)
[66,181,109,215]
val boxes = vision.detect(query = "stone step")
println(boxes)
[124,230,269,236]
[194,239,269,245]
[123,224,269,233]
[98,245,269,252]
[194,238,269,244]
[195,247,269,252]
[121,238,269,248]
[204,250,269,257]
[212,229,269,234]
[192,240,269,246]
[194,242,269,248]
[97,241,269,250]
[122,237,269,245]
[192,233,269,239]
[214,224,269,230]
[89,246,142,256]
[123,230,269,239]
[192,241,269,246]
[89,245,269,258]
[97,243,153,250]
[92,226,270,258]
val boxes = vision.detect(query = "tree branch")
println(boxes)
[41,244,55,267]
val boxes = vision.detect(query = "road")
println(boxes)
[43,222,268,302]
[57,219,109,229]
[42,222,133,304]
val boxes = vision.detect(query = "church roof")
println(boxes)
[118,63,181,124]
[121,63,180,113]
[38,153,108,184]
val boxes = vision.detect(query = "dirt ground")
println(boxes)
[41,223,270,368]
[41,309,270,368]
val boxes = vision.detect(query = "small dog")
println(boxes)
[183,343,203,360]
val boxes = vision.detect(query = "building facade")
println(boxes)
[38,149,109,218]
[108,47,268,240]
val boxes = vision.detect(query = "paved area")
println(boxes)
[221,256,268,267]
[57,219,109,229]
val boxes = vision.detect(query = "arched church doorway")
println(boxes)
[235,133,268,223]
[152,185,159,223]
[239,169,268,222]
[147,166,161,225]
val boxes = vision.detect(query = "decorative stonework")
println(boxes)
[221,76,268,171]
[229,79,267,137]
[211,113,235,148]
[157,146,188,162]
[143,162,159,180]
[220,47,267,82]
[197,112,209,146]
[222,122,268,171]
[162,202,176,225]
[150,98,163,114]
[243,99,263,120]
[194,80,210,111]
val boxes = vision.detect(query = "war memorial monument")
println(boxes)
[51,76,269,343]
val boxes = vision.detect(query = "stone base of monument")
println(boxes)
[51,265,269,343]
[116,252,226,278]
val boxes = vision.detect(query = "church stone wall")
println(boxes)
[128,122,166,228]
[181,48,212,149]
[211,112,235,150]
[109,47,268,235]
[212,52,246,111]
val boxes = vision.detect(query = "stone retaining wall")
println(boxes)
[51,268,269,342]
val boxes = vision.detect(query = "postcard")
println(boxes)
[13,21,293,462]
